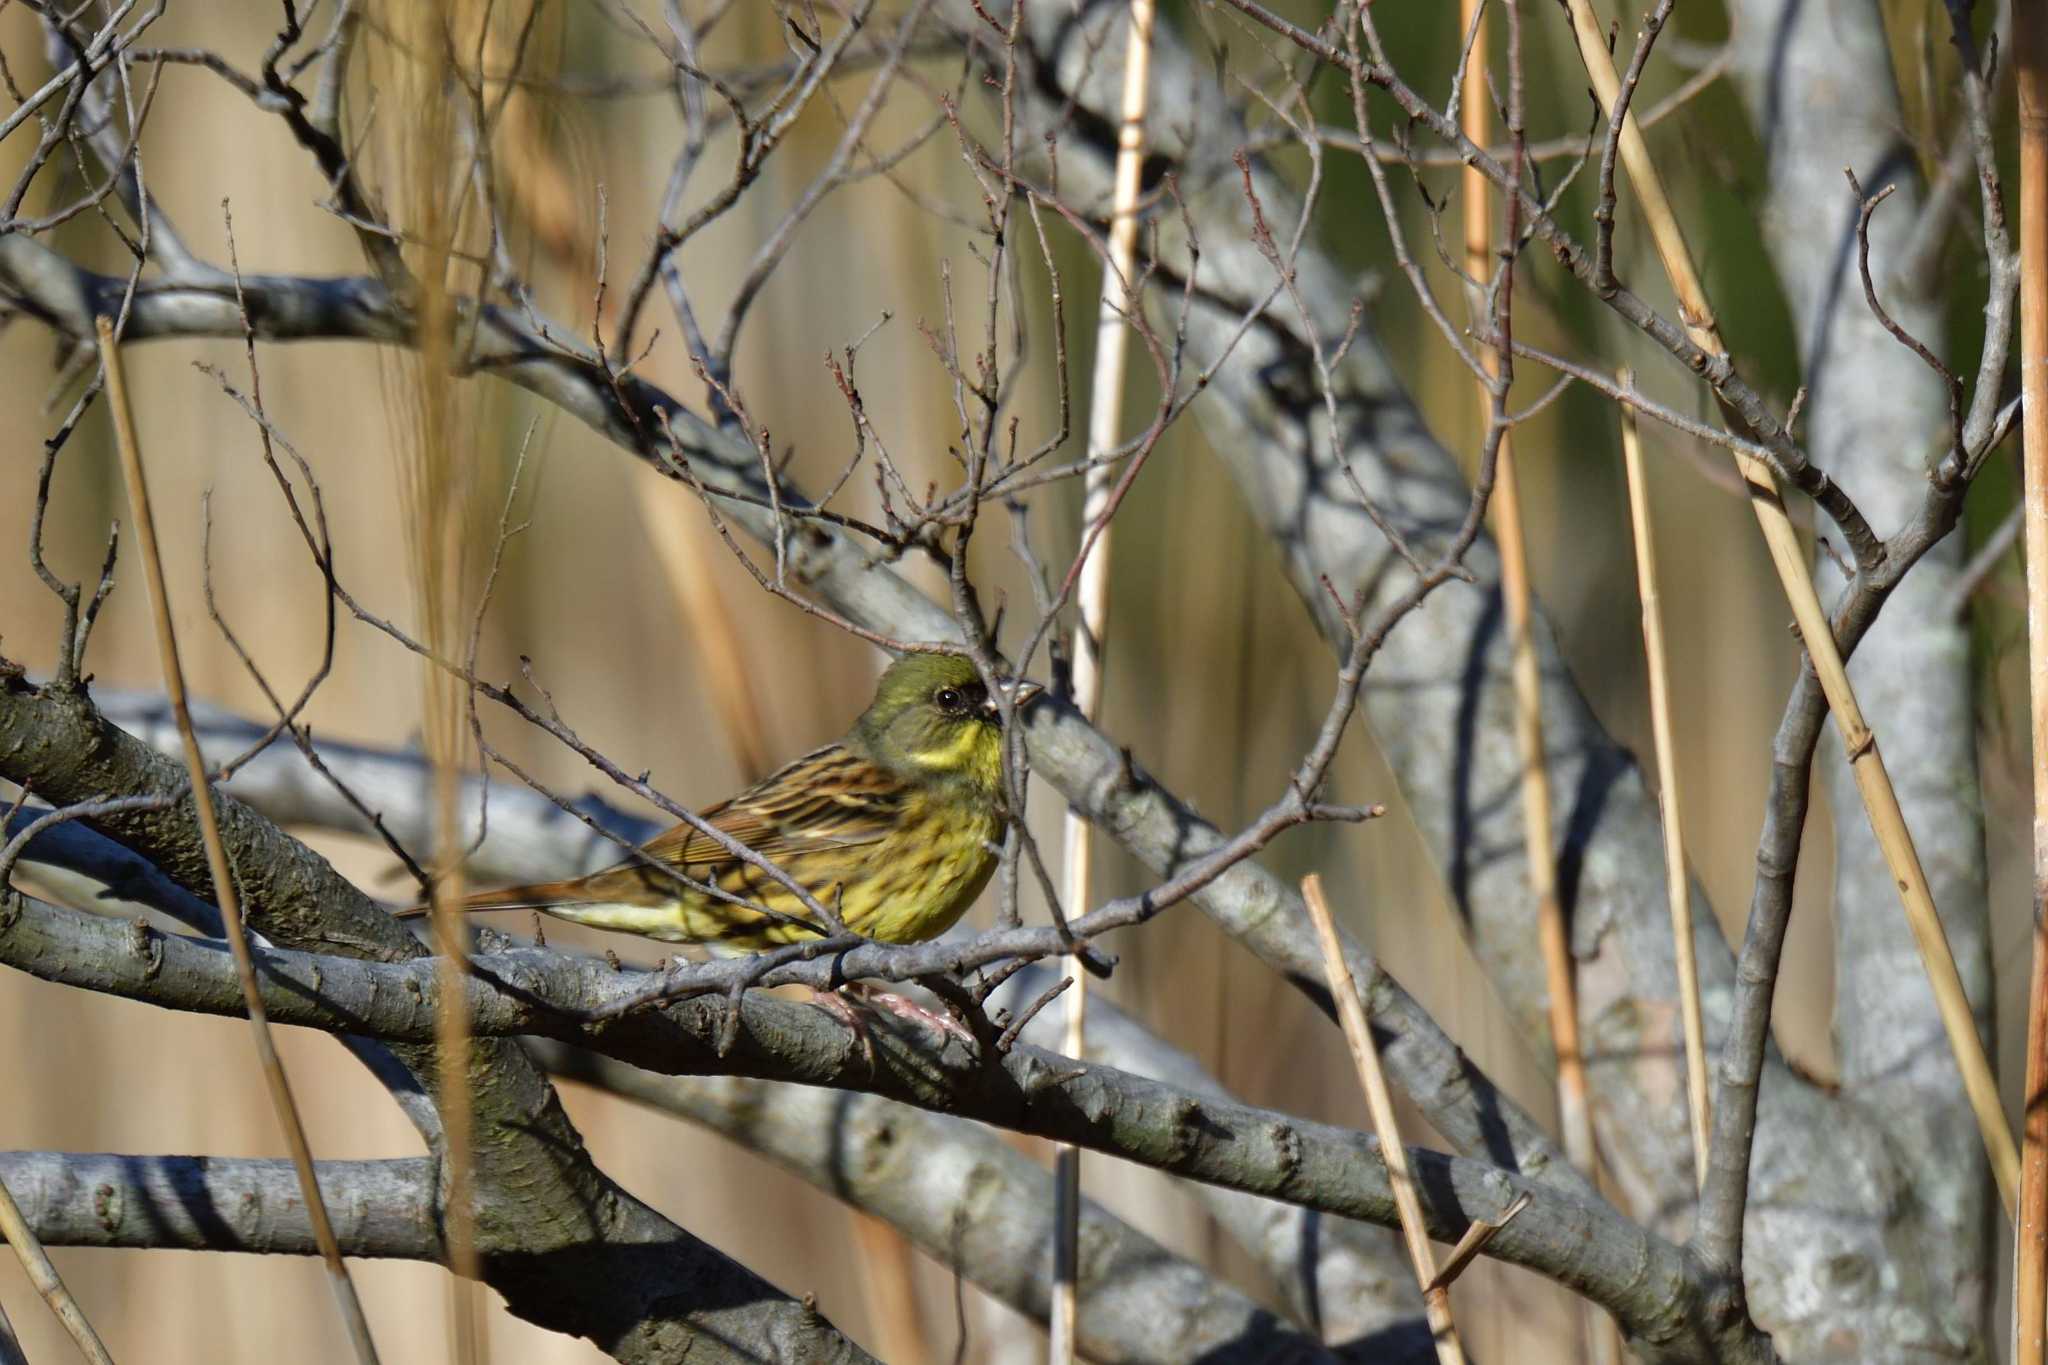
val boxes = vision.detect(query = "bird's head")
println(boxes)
[854,653,1042,795]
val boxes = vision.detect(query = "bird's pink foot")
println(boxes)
[810,983,977,1052]
[809,987,879,1065]
[854,984,979,1048]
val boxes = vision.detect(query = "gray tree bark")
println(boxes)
[0,678,871,1365]
[45,692,1427,1347]
[980,4,1925,1353]
[1727,2,1993,1350]
[0,877,1774,1363]
[0,1152,439,1259]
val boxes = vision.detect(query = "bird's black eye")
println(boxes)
[935,687,964,711]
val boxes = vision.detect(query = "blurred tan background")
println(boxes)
[0,2,2025,1361]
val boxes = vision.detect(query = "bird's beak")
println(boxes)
[986,679,1044,718]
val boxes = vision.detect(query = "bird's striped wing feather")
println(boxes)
[639,743,905,869]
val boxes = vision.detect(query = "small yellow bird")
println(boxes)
[401,653,1040,950]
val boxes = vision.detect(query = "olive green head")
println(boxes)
[853,653,1040,794]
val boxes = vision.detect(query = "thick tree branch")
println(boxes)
[16,697,1426,1346]
[531,1045,1367,1365]
[1692,493,1977,1291]
[0,886,1771,1365]
[0,1152,437,1260]
[991,965,1419,1347]
[4,799,445,1145]
[8,738,1424,1360]
[0,673,867,1365]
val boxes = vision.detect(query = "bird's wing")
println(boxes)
[639,743,905,868]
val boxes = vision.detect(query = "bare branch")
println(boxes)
[0,885,1774,1365]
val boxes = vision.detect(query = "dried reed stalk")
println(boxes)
[1460,10,1610,1355]
[2012,1,2048,1354]
[97,317,378,1363]
[847,1211,928,1363]
[0,1173,112,1364]
[455,0,588,269]
[1561,0,2019,1214]
[636,496,772,782]
[379,3,486,1356]
[1051,3,1155,1361]
[1616,374,1709,1188]
[1301,876,1465,1365]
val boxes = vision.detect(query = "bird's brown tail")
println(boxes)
[391,879,591,921]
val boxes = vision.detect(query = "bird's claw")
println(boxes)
[810,982,979,1058]
[860,985,981,1049]
[810,987,880,1067]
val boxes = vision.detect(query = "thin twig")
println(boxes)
[94,315,379,1363]
[1617,373,1709,1190]
[1300,874,1464,1365]
[1945,504,2023,618]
